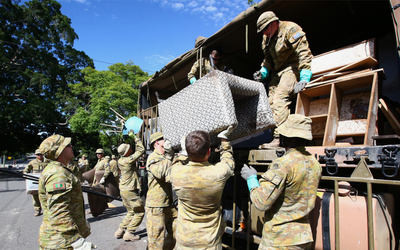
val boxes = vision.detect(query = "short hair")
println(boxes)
[186,130,210,160]
[211,46,223,58]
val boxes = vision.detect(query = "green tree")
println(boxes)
[68,61,151,154]
[0,0,93,154]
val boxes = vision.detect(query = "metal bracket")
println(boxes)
[378,145,400,178]
[319,148,338,175]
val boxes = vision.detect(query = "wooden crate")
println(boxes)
[295,70,383,146]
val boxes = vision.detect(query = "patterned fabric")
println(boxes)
[187,57,223,81]
[118,139,145,191]
[261,21,312,74]
[39,135,71,160]
[78,159,89,172]
[250,147,321,248]
[145,149,174,208]
[92,157,110,186]
[23,158,51,174]
[119,190,145,232]
[38,161,90,249]
[146,206,177,250]
[171,141,235,249]
[32,193,41,211]
[159,70,275,149]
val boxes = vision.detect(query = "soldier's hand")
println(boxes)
[294,80,307,94]
[179,136,187,156]
[241,164,257,181]
[253,70,262,81]
[218,125,234,140]
[163,140,174,155]
[71,237,97,249]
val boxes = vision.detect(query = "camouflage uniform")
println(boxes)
[110,158,120,184]
[38,161,90,249]
[261,21,312,137]
[187,57,223,81]
[92,157,110,186]
[171,141,235,249]
[23,158,50,212]
[146,148,177,250]
[118,139,145,233]
[78,158,89,173]
[250,147,321,249]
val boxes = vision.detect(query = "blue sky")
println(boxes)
[57,0,250,74]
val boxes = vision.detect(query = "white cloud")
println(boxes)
[171,3,184,10]
[94,12,99,17]
[74,0,86,3]
[188,1,197,8]
[205,5,217,12]
[146,53,176,67]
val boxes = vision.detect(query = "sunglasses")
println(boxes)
[67,143,72,148]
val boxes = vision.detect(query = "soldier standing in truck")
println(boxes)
[187,47,224,84]
[241,114,322,249]
[255,11,313,148]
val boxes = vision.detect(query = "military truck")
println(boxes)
[137,0,400,249]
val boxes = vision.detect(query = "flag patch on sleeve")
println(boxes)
[53,182,66,190]
[293,32,301,40]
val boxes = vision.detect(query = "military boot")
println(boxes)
[259,138,280,149]
[34,210,42,216]
[123,231,140,241]
[114,228,125,239]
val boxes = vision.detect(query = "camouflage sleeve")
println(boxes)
[23,161,33,174]
[148,158,172,180]
[103,162,111,179]
[260,35,274,72]
[217,141,235,176]
[44,173,90,238]
[286,25,312,71]
[129,138,145,162]
[250,162,287,211]
[187,59,200,80]
[172,155,189,166]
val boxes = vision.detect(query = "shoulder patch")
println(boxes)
[293,31,301,40]
[53,182,67,190]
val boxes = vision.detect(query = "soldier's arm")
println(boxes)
[216,141,235,176]
[187,60,199,80]
[147,158,172,180]
[260,35,274,72]
[250,162,287,211]
[23,162,33,174]
[128,138,145,163]
[43,173,90,239]
[287,26,312,71]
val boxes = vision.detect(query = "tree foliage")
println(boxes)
[68,61,151,154]
[0,0,93,154]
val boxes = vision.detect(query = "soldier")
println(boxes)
[170,126,235,249]
[110,155,120,184]
[187,47,225,84]
[114,138,145,241]
[38,135,95,249]
[92,148,111,186]
[23,149,50,216]
[241,114,322,249]
[255,11,313,148]
[145,131,177,250]
[78,154,90,173]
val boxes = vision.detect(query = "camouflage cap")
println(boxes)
[112,155,116,159]
[82,154,87,158]
[95,148,104,154]
[39,135,71,160]
[277,114,312,140]
[257,11,279,33]
[35,149,42,155]
[150,131,163,145]
[105,156,110,160]
[118,143,130,156]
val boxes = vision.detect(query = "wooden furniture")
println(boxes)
[295,69,384,146]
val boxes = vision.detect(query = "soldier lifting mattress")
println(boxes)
[158,70,275,149]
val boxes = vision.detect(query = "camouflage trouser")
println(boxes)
[259,242,312,250]
[268,69,298,138]
[119,189,145,232]
[175,242,222,250]
[32,193,41,211]
[39,246,72,250]
[146,206,177,250]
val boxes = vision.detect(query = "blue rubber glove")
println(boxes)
[241,164,260,191]
[299,69,312,83]
[260,67,269,80]
[190,77,197,84]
